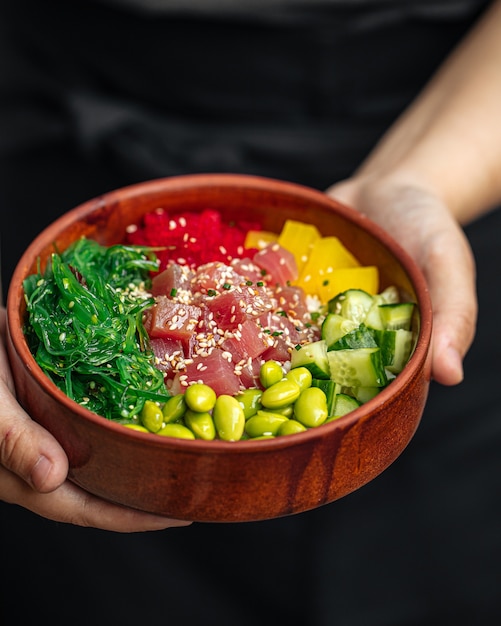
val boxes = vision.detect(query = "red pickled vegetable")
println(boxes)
[126,208,261,271]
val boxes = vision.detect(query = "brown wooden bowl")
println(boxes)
[6,174,432,522]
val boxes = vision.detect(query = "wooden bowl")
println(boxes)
[6,174,432,522]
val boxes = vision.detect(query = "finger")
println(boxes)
[0,381,70,492]
[421,221,477,385]
[0,465,191,532]
[1,307,69,491]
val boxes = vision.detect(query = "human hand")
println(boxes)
[326,174,477,386]
[0,307,191,531]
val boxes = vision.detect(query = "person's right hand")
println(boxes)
[0,307,191,531]
[327,173,477,387]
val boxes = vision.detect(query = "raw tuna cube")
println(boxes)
[253,243,298,286]
[257,311,303,345]
[192,262,243,294]
[238,357,263,390]
[261,337,294,364]
[149,337,184,374]
[146,296,202,354]
[182,349,242,396]
[273,284,310,322]
[150,263,193,297]
[205,290,248,330]
[230,258,266,283]
[221,318,271,362]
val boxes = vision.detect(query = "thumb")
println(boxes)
[0,382,69,493]
[0,307,69,492]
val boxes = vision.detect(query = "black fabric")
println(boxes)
[1,1,500,625]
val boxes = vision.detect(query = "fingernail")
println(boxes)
[30,455,54,491]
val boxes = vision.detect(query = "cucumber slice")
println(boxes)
[332,392,361,417]
[328,323,378,351]
[378,302,416,331]
[375,328,414,373]
[352,386,381,403]
[327,288,374,324]
[327,347,388,387]
[321,313,358,349]
[364,302,385,330]
[312,378,340,416]
[291,340,330,379]
[374,285,400,305]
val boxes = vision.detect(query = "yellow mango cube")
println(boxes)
[318,266,380,302]
[277,219,321,275]
[244,230,278,250]
[296,236,360,294]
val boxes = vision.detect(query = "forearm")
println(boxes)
[356,0,501,225]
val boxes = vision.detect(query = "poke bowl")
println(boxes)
[6,173,432,522]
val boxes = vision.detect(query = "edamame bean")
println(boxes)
[260,379,300,409]
[259,360,284,388]
[123,424,149,433]
[264,404,294,418]
[245,410,289,437]
[140,400,164,433]
[213,395,246,441]
[184,383,217,413]
[286,366,312,392]
[278,419,308,436]
[184,410,216,440]
[234,388,263,419]
[157,423,195,439]
[293,387,328,428]
[162,394,187,423]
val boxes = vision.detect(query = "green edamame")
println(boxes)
[245,410,289,437]
[139,363,334,441]
[140,400,164,433]
[293,387,328,428]
[234,388,263,419]
[184,383,217,413]
[213,395,246,441]
[260,379,301,409]
[162,393,187,423]
[285,366,312,392]
[123,423,149,433]
[278,419,307,436]
[263,404,294,418]
[259,360,284,388]
[157,422,196,439]
[184,410,216,441]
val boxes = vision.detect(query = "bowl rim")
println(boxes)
[6,173,433,452]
